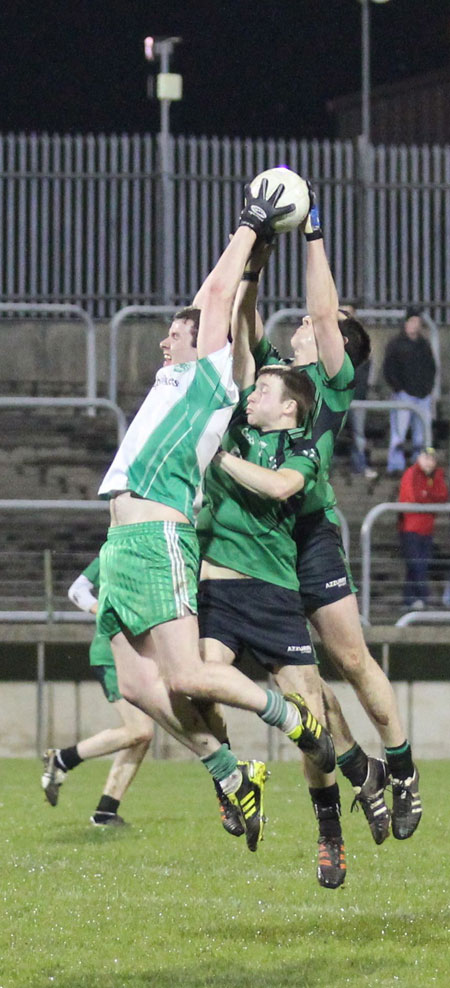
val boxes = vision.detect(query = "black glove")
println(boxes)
[303,181,323,241]
[239,178,295,238]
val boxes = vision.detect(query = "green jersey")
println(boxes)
[196,391,320,590]
[254,338,354,521]
[99,344,238,525]
[82,557,100,590]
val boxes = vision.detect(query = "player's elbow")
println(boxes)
[274,477,304,500]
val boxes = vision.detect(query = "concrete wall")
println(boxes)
[1,679,448,760]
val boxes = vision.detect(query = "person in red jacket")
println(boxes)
[398,447,448,609]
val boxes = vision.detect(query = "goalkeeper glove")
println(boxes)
[239,178,295,239]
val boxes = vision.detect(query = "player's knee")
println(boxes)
[335,644,371,681]
[129,727,153,746]
[168,669,205,698]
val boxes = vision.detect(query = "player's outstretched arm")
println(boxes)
[303,185,345,379]
[195,180,294,360]
[231,239,274,389]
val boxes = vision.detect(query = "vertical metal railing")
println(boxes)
[1,133,450,318]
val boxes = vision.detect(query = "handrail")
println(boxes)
[396,610,450,627]
[264,307,441,405]
[0,499,109,510]
[351,399,432,446]
[360,502,450,624]
[0,397,127,444]
[109,304,178,405]
[0,611,95,623]
[0,303,97,402]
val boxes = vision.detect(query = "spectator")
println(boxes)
[340,304,378,479]
[383,306,436,475]
[398,447,448,610]
[348,358,378,479]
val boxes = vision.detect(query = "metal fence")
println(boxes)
[1,133,450,319]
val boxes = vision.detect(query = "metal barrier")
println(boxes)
[351,399,432,447]
[0,396,127,444]
[264,307,441,406]
[109,304,178,405]
[360,502,450,624]
[0,302,97,402]
[396,610,450,627]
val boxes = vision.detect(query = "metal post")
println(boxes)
[361,0,371,144]
[36,641,46,756]
[154,38,180,306]
[44,549,54,624]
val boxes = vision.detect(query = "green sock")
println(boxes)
[201,743,238,782]
[259,689,288,728]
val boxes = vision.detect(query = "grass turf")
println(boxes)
[0,759,448,988]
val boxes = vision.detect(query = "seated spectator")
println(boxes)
[398,447,448,610]
[383,307,436,475]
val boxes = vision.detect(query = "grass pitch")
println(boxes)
[0,759,448,988]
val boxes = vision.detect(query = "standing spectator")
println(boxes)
[349,358,378,479]
[383,306,436,474]
[398,447,448,609]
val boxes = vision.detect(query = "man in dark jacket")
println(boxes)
[383,306,436,474]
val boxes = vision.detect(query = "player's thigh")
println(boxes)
[111,630,159,694]
[200,636,236,666]
[309,594,369,670]
[150,612,203,680]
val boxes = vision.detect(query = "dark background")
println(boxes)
[0,0,448,139]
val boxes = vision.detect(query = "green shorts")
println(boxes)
[89,633,121,702]
[97,520,199,640]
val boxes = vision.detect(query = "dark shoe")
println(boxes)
[351,757,391,844]
[90,812,126,827]
[317,837,346,889]
[284,693,336,773]
[41,749,66,806]
[228,760,268,852]
[391,765,422,839]
[213,779,245,837]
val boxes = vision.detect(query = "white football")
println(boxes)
[249,166,310,233]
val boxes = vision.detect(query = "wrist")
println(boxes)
[241,271,259,282]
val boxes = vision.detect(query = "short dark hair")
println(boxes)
[256,365,315,426]
[174,306,201,346]
[337,314,371,368]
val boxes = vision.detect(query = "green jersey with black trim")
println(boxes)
[99,344,238,524]
[254,338,354,521]
[196,391,320,590]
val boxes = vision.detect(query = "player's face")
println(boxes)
[160,319,197,366]
[290,316,318,360]
[246,373,290,430]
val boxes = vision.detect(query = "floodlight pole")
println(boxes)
[151,37,182,305]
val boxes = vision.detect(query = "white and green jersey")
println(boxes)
[99,344,238,524]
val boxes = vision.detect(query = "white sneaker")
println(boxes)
[41,749,66,806]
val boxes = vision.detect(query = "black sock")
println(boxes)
[96,795,120,815]
[309,784,342,839]
[385,741,414,781]
[57,746,83,771]
[337,742,369,788]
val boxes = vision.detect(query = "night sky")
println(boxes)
[0,0,448,139]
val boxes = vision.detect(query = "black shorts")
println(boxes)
[197,578,315,672]
[294,511,356,616]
